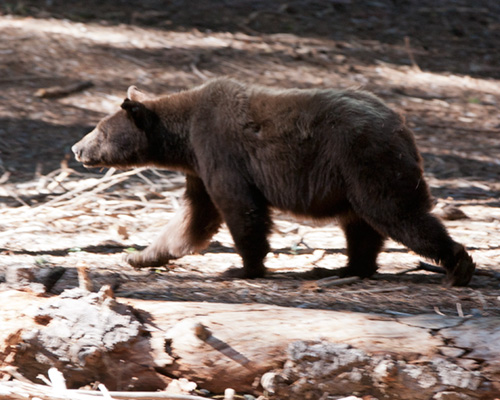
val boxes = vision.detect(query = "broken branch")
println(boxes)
[34,81,93,99]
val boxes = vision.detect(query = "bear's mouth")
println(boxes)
[75,155,96,167]
[75,154,102,168]
[81,159,104,168]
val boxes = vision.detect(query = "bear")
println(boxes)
[72,78,475,286]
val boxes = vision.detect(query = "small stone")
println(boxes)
[261,371,281,394]
[433,391,474,400]
[455,358,480,371]
[438,346,466,358]
[437,205,469,221]
[224,388,236,400]
[166,378,197,394]
[432,357,481,390]
[373,359,397,384]
[336,397,363,400]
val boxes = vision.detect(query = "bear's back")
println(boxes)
[190,79,415,216]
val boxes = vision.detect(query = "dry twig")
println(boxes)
[77,264,93,292]
[404,36,421,72]
[339,285,408,295]
[317,276,360,288]
[34,81,93,98]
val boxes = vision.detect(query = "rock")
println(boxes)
[435,205,469,221]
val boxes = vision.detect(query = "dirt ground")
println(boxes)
[0,0,499,318]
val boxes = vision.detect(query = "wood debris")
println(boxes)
[34,81,93,99]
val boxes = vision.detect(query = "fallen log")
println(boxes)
[1,288,499,399]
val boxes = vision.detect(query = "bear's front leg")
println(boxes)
[220,205,271,278]
[126,208,189,268]
[208,183,272,279]
[127,175,222,269]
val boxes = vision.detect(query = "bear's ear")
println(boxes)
[121,99,154,132]
[127,86,150,102]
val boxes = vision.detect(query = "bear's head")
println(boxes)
[72,86,160,168]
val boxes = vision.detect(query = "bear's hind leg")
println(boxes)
[127,175,222,269]
[344,145,475,286]
[339,212,385,278]
[393,213,474,286]
[363,211,475,286]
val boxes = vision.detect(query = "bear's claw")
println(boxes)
[221,265,267,279]
[444,248,475,287]
[126,252,170,269]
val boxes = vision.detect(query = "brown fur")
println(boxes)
[72,78,475,285]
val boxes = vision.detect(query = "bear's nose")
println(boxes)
[72,144,82,160]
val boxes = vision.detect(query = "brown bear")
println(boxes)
[72,78,475,286]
